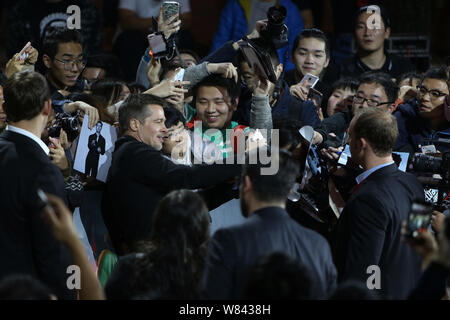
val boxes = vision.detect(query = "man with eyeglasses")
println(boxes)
[313,72,398,149]
[42,28,86,98]
[395,67,450,153]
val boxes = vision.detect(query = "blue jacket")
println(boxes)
[210,0,304,71]
[394,101,450,154]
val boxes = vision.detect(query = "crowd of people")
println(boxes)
[0,0,449,301]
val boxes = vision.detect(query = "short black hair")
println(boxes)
[244,252,312,300]
[163,106,186,128]
[42,28,83,60]
[358,72,398,102]
[292,28,330,59]
[331,77,360,94]
[118,93,168,135]
[85,53,122,79]
[272,117,304,151]
[421,67,448,83]
[178,49,201,64]
[355,3,391,30]
[193,75,241,107]
[3,71,50,122]
[397,71,422,86]
[242,149,299,203]
[0,274,52,300]
[127,82,147,94]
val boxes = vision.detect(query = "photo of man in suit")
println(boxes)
[85,121,106,179]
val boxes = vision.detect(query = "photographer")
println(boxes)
[394,67,450,154]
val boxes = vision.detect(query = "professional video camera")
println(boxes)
[410,151,450,212]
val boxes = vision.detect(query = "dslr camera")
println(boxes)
[48,111,81,142]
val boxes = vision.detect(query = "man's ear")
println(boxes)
[243,175,252,194]
[276,63,283,79]
[129,119,139,132]
[42,54,52,69]
[359,137,369,151]
[384,26,391,39]
[232,97,239,111]
[324,57,330,69]
[42,99,52,116]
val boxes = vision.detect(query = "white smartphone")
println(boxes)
[172,68,185,82]
[162,1,180,22]
[299,73,319,89]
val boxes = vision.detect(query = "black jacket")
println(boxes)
[315,109,353,148]
[0,130,75,299]
[331,164,424,299]
[102,135,242,255]
[326,52,415,84]
[202,206,337,299]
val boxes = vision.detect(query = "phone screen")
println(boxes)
[162,1,180,21]
[299,73,319,89]
[406,202,432,239]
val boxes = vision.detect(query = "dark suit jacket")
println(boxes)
[87,133,106,158]
[102,135,242,255]
[202,206,337,299]
[332,164,424,299]
[0,130,75,299]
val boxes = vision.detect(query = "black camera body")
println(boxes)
[48,111,81,141]
[411,151,450,183]
[260,5,289,49]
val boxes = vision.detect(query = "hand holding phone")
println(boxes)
[162,1,180,22]
[17,42,32,61]
[299,73,319,89]
[406,201,433,241]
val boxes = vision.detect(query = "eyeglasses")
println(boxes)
[353,95,394,107]
[416,85,448,99]
[54,57,86,71]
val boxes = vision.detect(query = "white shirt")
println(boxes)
[6,125,50,155]
[119,0,190,19]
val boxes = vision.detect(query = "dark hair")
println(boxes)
[292,28,330,59]
[244,252,312,299]
[85,53,122,79]
[397,71,422,86]
[118,93,167,135]
[127,82,146,94]
[421,67,448,83]
[163,106,186,128]
[3,71,50,122]
[91,78,125,107]
[358,72,398,102]
[235,38,280,70]
[193,75,240,107]
[178,49,201,63]
[331,77,360,94]
[353,108,398,156]
[242,149,299,202]
[0,274,52,300]
[355,3,391,30]
[272,118,304,151]
[105,190,210,299]
[329,280,380,300]
[160,60,182,81]
[41,28,83,60]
